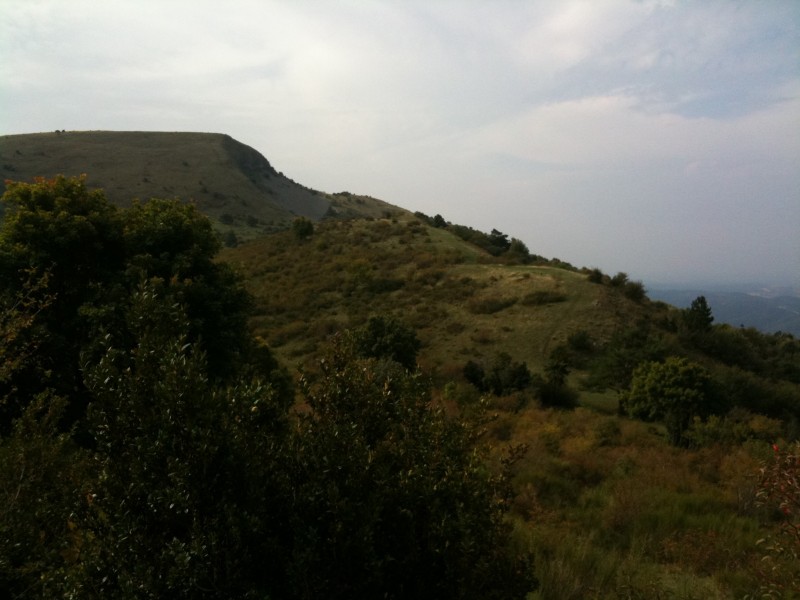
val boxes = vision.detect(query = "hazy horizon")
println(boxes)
[2,1,798,286]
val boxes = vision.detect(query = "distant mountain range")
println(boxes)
[648,285,800,336]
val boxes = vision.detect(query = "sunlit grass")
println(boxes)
[221,217,794,598]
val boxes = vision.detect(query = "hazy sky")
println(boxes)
[2,0,799,285]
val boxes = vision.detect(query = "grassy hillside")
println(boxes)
[225,214,647,377]
[0,131,405,240]
[2,147,797,595]
[223,214,800,598]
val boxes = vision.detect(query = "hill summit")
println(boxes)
[0,131,400,238]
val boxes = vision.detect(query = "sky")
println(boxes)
[2,0,799,286]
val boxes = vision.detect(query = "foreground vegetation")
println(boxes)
[1,176,799,598]
[225,207,800,597]
[0,177,531,598]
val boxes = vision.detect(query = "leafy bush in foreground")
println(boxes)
[0,180,535,597]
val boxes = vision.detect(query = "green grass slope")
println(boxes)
[223,215,800,598]
[0,131,406,240]
[225,213,651,384]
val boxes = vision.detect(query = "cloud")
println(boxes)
[1,0,798,284]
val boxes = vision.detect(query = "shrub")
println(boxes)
[295,339,537,598]
[222,229,239,247]
[623,280,647,302]
[567,330,594,353]
[464,353,532,396]
[753,442,800,595]
[586,268,605,284]
[684,411,784,447]
[464,360,487,391]
[351,315,421,370]
[536,380,579,409]
[292,216,314,240]
[609,272,629,287]
[522,290,567,306]
[621,357,721,446]
[467,295,517,314]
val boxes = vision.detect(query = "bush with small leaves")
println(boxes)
[586,268,605,284]
[293,337,535,598]
[752,442,800,596]
[609,272,629,287]
[623,280,647,303]
[621,356,721,446]
[351,315,421,370]
[292,216,314,240]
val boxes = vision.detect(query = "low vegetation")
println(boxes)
[2,176,799,598]
[0,177,531,598]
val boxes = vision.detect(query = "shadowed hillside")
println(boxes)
[0,131,404,240]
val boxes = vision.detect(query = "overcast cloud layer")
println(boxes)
[2,0,798,285]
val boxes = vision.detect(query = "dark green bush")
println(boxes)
[464,353,532,396]
[467,295,517,314]
[351,315,421,370]
[522,290,567,306]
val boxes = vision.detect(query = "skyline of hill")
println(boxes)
[0,131,403,241]
[1,129,795,338]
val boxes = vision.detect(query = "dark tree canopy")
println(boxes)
[464,352,532,396]
[0,176,256,429]
[683,295,714,333]
[0,289,533,598]
[622,356,721,446]
[0,177,534,597]
[292,216,314,240]
[352,315,421,370]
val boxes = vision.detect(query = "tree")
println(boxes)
[609,272,629,287]
[0,270,52,389]
[0,282,295,598]
[292,338,535,598]
[488,228,511,255]
[622,356,718,446]
[71,285,293,599]
[507,238,532,264]
[484,352,532,396]
[0,176,126,425]
[223,229,239,247]
[683,295,714,333]
[122,197,253,381]
[623,280,647,303]
[292,216,314,240]
[0,177,256,427]
[585,322,666,394]
[536,353,579,409]
[587,268,605,284]
[351,315,421,370]
[463,352,531,396]
[0,391,88,598]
